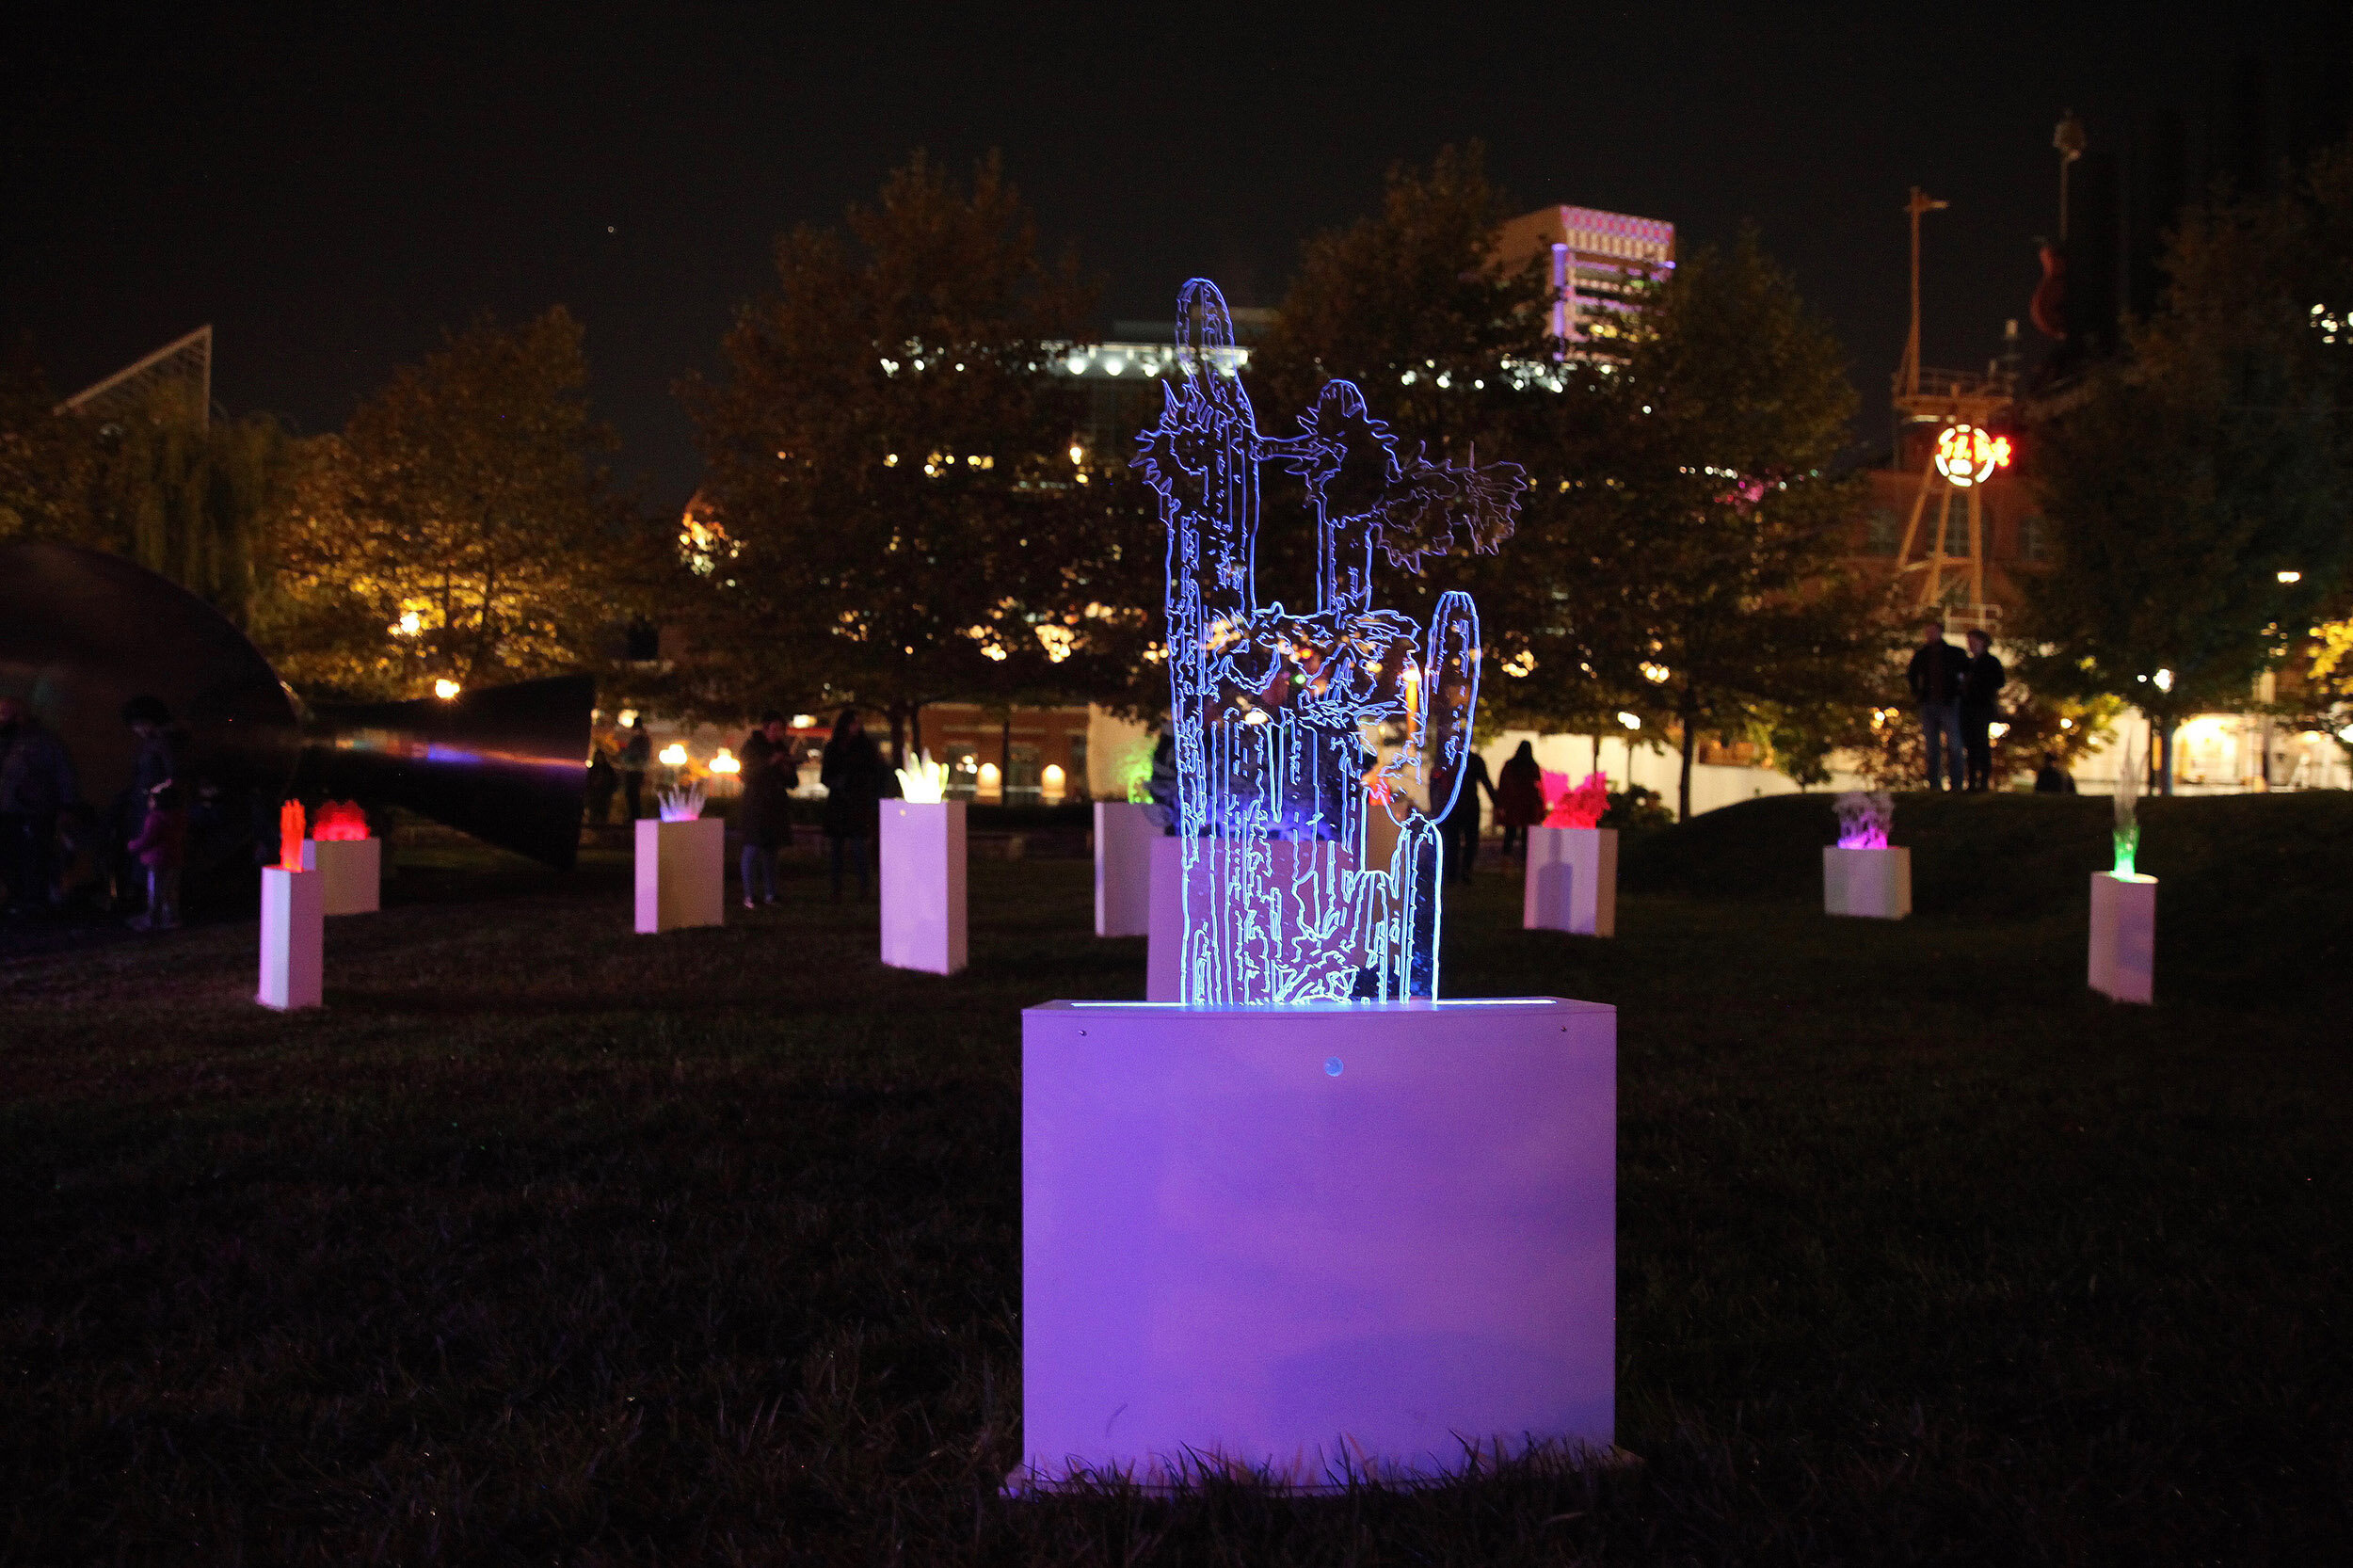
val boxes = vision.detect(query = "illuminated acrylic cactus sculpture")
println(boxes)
[1133,279,1524,1003]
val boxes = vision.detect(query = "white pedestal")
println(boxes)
[1145,834,1183,1001]
[1019,997,1617,1490]
[1525,826,1617,936]
[1094,802,1156,937]
[257,866,324,1010]
[2089,872,2156,1003]
[633,817,725,935]
[1823,845,1912,919]
[880,800,967,975]
[300,837,381,916]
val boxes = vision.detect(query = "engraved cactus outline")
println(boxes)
[1132,279,1523,1003]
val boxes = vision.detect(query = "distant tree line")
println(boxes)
[8,137,2344,808]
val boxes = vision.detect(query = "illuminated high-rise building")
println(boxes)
[1492,205,1677,348]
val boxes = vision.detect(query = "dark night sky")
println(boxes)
[5,2,2345,512]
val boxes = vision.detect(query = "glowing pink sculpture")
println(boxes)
[1544,771,1609,829]
[1833,791,1893,850]
[1824,792,1909,918]
[312,800,371,841]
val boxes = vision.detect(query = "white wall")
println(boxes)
[1474,728,1863,819]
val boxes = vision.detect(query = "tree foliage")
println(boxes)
[681,152,1158,751]
[1486,230,1882,819]
[2024,140,2353,787]
[268,309,646,700]
[1,342,298,632]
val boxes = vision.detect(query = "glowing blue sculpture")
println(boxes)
[1133,280,1524,1003]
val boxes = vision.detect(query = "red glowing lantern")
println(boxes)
[313,800,371,841]
[1543,771,1610,829]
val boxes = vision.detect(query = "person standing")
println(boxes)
[117,695,179,906]
[2034,752,2078,793]
[1905,619,1970,792]
[1494,740,1545,861]
[617,722,651,820]
[584,741,617,826]
[1439,749,1496,882]
[819,707,883,900]
[0,696,81,917]
[737,712,794,907]
[125,780,187,931]
[1960,629,2006,792]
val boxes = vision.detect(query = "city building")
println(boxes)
[1491,204,1677,348]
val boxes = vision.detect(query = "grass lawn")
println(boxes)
[3,794,2347,1564]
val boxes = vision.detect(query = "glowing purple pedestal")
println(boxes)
[1018,997,1617,1491]
[2089,872,2156,1003]
[1095,803,1156,937]
[1823,845,1911,920]
[301,837,381,916]
[880,800,968,975]
[1525,826,1617,937]
[257,866,324,1010]
[634,817,725,935]
[1145,835,1183,1001]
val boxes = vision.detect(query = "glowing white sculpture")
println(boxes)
[1134,279,1523,1003]
[257,864,324,1009]
[895,749,949,805]
[657,783,706,823]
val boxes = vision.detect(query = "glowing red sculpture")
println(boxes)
[313,800,371,840]
[279,800,306,871]
[1544,771,1609,829]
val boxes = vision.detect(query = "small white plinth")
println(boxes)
[1145,834,1183,1001]
[1525,826,1617,936]
[301,837,381,916]
[634,817,725,935]
[1094,802,1156,937]
[258,866,324,1010]
[880,800,968,975]
[1823,845,1912,920]
[2089,871,2156,1003]
[1019,997,1616,1491]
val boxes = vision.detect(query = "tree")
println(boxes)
[268,309,648,700]
[2023,140,2353,790]
[0,344,97,546]
[2,342,297,632]
[1494,230,1881,820]
[681,152,1157,757]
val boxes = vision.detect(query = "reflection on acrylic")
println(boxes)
[1133,279,1524,1004]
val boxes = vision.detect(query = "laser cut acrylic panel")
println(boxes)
[1134,280,1524,1004]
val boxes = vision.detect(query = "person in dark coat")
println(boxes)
[584,743,617,826]
[0,696,81,916]
[737,712,795,907]
[1439,749,1497,882]
[819,707,884,900]
[1905,619,1970,792]
[2034,752,2078,793]
[617,722,651,820]
[1959,629,2006,792]
[1493,740,1545,860]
